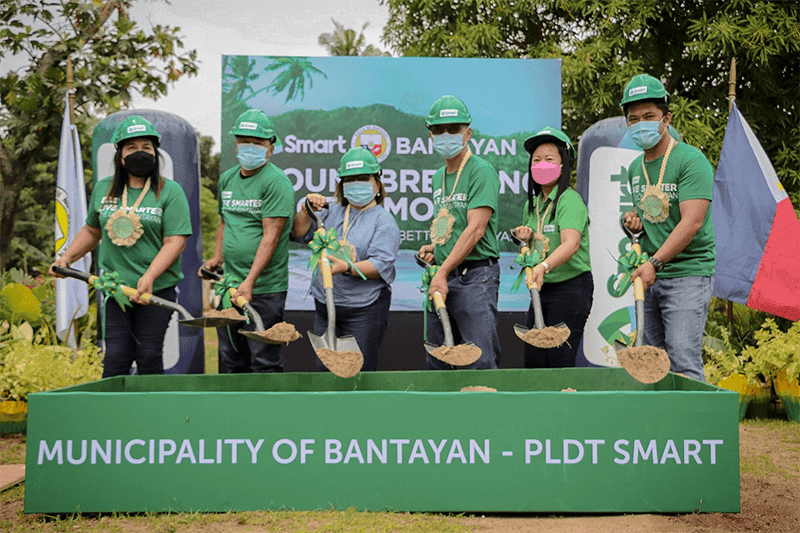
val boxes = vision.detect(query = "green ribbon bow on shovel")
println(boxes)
[509,248,543,294]
[213,272,244,313]
[418,264,440,341]
[609,248,650,297]
[307,227,366,280]
[92,271,131,310]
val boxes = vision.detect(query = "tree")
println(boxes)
[198,135,220,260]
[318,19,390,57]
[0,0,198,270]
[380,0,800,207]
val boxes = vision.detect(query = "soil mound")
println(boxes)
[430,344,482,366]
[617,345,671,383]
[521,326,571,348]
[460,386,497,392]
[246,322,301,344]
[316,348,363,378]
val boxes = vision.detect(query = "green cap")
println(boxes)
[338,147,381,178]
[524,126,575,160]
[229,109,277,140]
[111,115,161,147]
[425,95,472,127]
[620,74,669,107]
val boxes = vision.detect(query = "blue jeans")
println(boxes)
[425,262,501,370]
[217,291,287,373]
[102,286,176,378]
[643,276,714,381]
[312,287,391,372]
[524,271,594,368]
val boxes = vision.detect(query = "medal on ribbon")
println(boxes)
[105,179,150,247]
[639,138,676,224]
[429,151,472,246]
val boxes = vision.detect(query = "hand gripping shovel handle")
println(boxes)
[415,252,454,347]
[199,268,265,331]
[303,197,329,230]
[53,265,194,321]
[510,229,545,330]
[619,215,645,347]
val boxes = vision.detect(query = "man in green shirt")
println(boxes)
[202,109,294,373]
[419,95,501,369]
[621,74,716,381]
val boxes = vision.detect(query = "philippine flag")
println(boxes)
[713,103,800,320]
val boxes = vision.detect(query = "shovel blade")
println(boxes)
[308,331,362,354]
[239,330,281,345]
[424,342,439,355]
[513,324,530,341]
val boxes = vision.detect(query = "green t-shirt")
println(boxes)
[87,177,191,292]
[627,141,716,278]
[218,162,294,294]
[432,155,500,266]
[521,186,591,283]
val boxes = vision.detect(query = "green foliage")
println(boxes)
[380,0,800,206]
[318,19,390,57]
[0,327,103,401]
[198,135,221,260]
[0,0,199,270]
[741,319,800,385]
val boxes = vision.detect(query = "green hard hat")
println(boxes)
[524,126,575,161]
[229,109,277,140]
[338,147,381,178]
[620,74,669,107]
[426,95,472,127]
[111,115,161,147]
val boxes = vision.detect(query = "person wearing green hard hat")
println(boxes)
[201,108,294,373]
[513,126,593,368]
[291,147,400,372]
[620,74,716,381]
[418,94,501,370]
[49,114,192,378]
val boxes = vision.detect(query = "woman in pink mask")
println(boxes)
[513,126,593,368]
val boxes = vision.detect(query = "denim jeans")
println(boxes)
[217,291,287,373]
[102,286,176,378]
[425,262,501,370]
[312,287,391,372]
[643,275,714,381]
[523,271,594,368]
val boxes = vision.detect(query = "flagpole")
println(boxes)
[67,57,75,125]
[726,57,736,324]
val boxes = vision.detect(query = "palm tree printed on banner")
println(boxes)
[263,57,327,103]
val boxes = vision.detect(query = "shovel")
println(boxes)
[51,265,219,326]
[303,198,364,377]
[613,215,671,383]
[415,252,482,366]
[199,268,300,345]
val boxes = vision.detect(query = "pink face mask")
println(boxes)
[530,161,561,185]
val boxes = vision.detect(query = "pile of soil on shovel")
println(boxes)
[430,344,482,366]
[561,387,577,392]
[460,386,497,392]
[316,348,363,378]
[204,308,245,320]
[522,326,571,348]
[617,345,671,384]
[245,322,301,344]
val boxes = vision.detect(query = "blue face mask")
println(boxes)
[628,119,664,150]
[236,143,268,170]
[432,132,466,159]
[343,181,376,207]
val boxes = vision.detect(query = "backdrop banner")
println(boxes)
[220,56,562,311]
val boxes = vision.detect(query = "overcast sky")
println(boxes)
[127,0,390,149]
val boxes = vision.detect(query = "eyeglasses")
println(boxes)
[428,124,467,135]
[341,175,373,183]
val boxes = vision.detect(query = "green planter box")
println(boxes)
[25,369,740,514]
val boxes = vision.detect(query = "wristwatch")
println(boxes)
[343,264,353,276]
[648,257,665,272]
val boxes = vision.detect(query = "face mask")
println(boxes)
[432,133,466,159]
[530,161,561,185]
[628,118,664,150]
[343,181,376,207]
[236,143,268,170]
[123,151,156,177]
